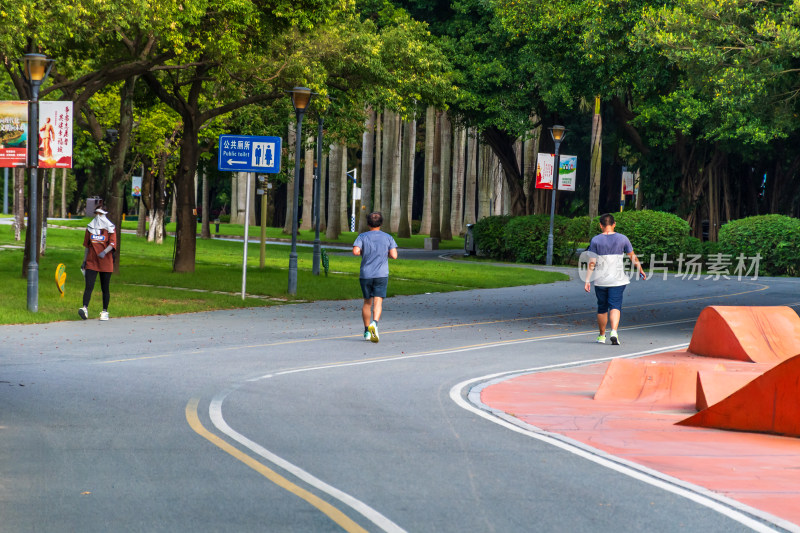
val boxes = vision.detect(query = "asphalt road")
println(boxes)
[1,265,799,532]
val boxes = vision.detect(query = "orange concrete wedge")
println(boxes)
[687,306,800,363]
[594,357,698,406]
[679,353,800,437]
[695,370,763,411]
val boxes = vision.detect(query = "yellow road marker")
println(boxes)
[185,399,367,533]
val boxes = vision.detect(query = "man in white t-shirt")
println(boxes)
[583,213,646,345]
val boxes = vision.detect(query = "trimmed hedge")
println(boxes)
[504,214,572,264]
[612,210,691,265]
[473,215,513,259]
[718,215,800,276]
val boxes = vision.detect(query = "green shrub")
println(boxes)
[219,215,231,223]
[612,210,691,265]
[504,214,572,264]
[473,215,513,259]
[701,239,720,259]
[717,215,800,276]
[682,236,703,257]
[566,215,597,244]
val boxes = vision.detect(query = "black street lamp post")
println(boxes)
[20,53,54,312]
[312,113,324,276]
[545,125,567,267]
[287,87,313,295]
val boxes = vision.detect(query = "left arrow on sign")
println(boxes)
[227,159,247,165]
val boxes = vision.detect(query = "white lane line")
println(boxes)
[209,390,406,533]
[449,347,798,533]
[245,318,697,382]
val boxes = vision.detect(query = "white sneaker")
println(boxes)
[609,330,620,345]
[78,307,88,320]
[99,311,109,321]
[364,331,372,341]
[368,321,379,343]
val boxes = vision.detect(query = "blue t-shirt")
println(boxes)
[354,230,397,279]
[586,232,634,287]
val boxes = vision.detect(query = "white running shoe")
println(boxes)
[609,330,620,345]
[78,307,88,320]
[99,311,109,321]
[364,331,372,341]
[368,321,379,343]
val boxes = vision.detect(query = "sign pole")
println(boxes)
[260,176,267,269]
[242,172,252,300]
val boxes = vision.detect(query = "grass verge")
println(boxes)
[0,224,568,324]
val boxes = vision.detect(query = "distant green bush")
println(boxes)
[219,215,231,223]
[612,210,691,265]
[504,214,572,264]
[473,215,513,259]
[682,236,703,257]
[718,215,800,276]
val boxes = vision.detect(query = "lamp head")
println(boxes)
[289,87,313,113]
[22,53,50,83]
[549,124,567,144]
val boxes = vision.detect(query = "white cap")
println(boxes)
[95,207,108,215]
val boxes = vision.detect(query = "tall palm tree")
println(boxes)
[419,105,435,234]
[358,107,376,233]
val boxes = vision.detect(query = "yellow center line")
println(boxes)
[185,398,368,533]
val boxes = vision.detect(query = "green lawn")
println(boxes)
[52,217,468,250]
[0,223,568,324]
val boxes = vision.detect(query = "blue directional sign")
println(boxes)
[218,135,282,173]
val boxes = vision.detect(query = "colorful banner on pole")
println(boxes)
[622,171,635,195]
[557,155,577,191]
[38,101,73,168]
[131,176,142,197]
[0,101,27,168]
[535,153,554,189]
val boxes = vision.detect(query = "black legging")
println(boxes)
[83,270,112,310]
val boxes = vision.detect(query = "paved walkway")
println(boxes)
[480,350,800,531]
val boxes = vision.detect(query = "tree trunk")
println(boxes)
[451,126,466,236]
[137,163,151,239]
[358,107,375,233]
[390,112,402,232]
[380,109,393,223]
[430,111,442,240]
[478,143,492,220]
[201,166,211,239]
[283,121,297,234]
[523,116,542,215]
[420,105,435,234]
[301,136,314,230]
[340,143,348,232]
[373,112,382,217]
[440,112,453,240]
[481,127,526,215]
[149,150,168,245]
[48,168,55,218]
[41,169,52,255]
[589,96,602,220]
[172,123,201,272]
[14,167,24,241]
[464,129,477,226]
[398,118,414,238]
[319,151,327,232]
[326,143,341,239]
[106,75,138,273]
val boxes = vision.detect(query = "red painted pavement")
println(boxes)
[480,351,800,526]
